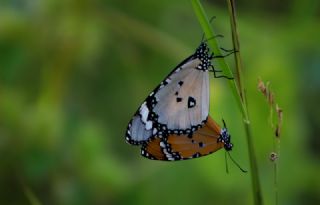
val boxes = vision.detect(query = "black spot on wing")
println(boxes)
[192,152,201,158]
[188,96,196,108]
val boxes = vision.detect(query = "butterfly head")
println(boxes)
[219,120,233,151]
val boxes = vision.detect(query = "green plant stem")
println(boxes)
[191,0,247,119]
[191,0,263,205]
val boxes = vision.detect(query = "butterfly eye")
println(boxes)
[224,143,233,151]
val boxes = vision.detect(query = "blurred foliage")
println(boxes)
[0,0,320,204]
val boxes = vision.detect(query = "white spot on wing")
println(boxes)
[139,102,149,124]
[153,128,157,135]
[163,149,169,155]
[163,148,175,160]
[145,121,152,130]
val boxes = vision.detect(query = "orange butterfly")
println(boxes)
[141,115,232,161]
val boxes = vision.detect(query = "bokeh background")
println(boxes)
[1,0,320,204]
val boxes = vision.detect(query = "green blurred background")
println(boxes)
[1,0,320,204]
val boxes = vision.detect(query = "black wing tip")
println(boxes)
[125,130,146,145]
[125,135,143,145]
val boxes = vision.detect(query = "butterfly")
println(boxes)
[125,42,212,145]
[125,41,233,161]
[141,115,232,161]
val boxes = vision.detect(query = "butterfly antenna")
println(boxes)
[222,118,227,128]
[209,16,216,23]
[227,151,248,173]
[201,34,224,43]
[200,15,219,42]
[225,151,229,174]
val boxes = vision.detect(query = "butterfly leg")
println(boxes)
[213,71,234,79]
[214,49,238,58]
[221,47,239,56]
[210,65,234,80]
[220,47,237,53]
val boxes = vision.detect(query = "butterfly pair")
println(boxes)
[125,42,232,161]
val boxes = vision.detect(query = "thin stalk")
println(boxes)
[272,132,280,205]
[274,158,279,205]
[227,0,263,204]
[191,0,263,205]
[227,0,244,102]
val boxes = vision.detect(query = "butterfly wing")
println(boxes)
[126,43,212,145]
[126,115,153,145]
[141,138,167,160]
[153,58,209,130]
[141,116,225,161]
